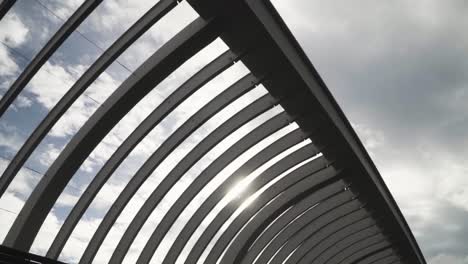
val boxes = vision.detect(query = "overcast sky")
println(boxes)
[0,0,467,263]
[272,1,468,263]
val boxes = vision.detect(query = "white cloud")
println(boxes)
[0,13,29,46]
[41,0,84,21]
[0,122,24,153]
[27,62,76,109]
[0,12,29,78]
[429,253,468,264]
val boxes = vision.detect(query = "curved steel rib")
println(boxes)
[298,219,379,264]
[0,0,102,118]
[109,93,279,263]
[4,16,219,251]
[284,208,374,264]
[161,128,307,264]
[137,111,293,263]
[205,160,341,263]
[0,0,177,199]
[79,73,258,263]
[329,237,391,264]
[46,49,238,259]
[240,181,360,264]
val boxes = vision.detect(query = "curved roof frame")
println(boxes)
[0,0,426,263]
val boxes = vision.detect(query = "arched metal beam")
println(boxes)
[162,138,319,264]
[264,200,367,264]
[0,0,178,200]
[0,0,102,119]
[285,209,377,264]
[112,109,298,263]
[238,190,363,264]
[240,181,361,264]
[79,72,258,263]
[249,189,358,264]
[136,111,294,264]
[316,229,387,264]
[358,249,396,264]
[4,17,220,251]
[0,0,15,21]
[366,255,399,264]
[298,219,380,264]
[204,161,341,263]
[328,237,391,264]
[47,49,239,259]
[161,127,307,263]
[182,154,332,264]
[340,243,392,264]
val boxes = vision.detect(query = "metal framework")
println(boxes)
[0,0,425,263]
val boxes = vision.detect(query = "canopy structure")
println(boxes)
[0,0,426,263]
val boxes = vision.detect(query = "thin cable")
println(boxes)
[0,41,101,106]
[0,207,17,215]
[34,0,136,74]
